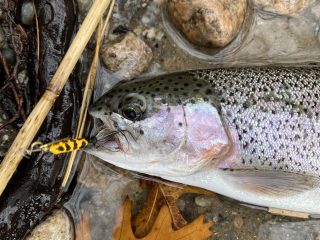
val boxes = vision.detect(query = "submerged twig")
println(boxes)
[0,0,112,197]
[60,0,115,189]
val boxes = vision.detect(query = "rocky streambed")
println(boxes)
[0,0,320,239]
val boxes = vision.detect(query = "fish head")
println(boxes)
[88,74,231,177]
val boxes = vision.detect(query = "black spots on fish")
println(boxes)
[97,106,103,111]
[155,88,160,91]
[205,89,212,95]
[183,92,188,97]
[177,99,182,104]
[173,88,179,92]
[183,83,189,87]
[294,134,301,140]
[167,107,171,112]
[139,129,144,135]
[178,122,183,127]
[163,86,169,91]
[161,99,166,104]
[190,99,196,104]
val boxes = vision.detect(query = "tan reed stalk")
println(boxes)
[60,0,115,189]
[0,0,111,197]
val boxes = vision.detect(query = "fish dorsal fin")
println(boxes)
[224,169,319,196]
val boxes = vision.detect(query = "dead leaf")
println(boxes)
[113,197,214,240]
[75,211,92,240]
[133,183,163,238]
[159,183,215,229]
[133,181,216,237]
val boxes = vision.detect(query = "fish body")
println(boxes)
[87,67,320,214]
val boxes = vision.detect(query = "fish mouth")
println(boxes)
[89,127,134,152]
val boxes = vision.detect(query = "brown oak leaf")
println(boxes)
[133,181,215,237]
[113,197,214,240]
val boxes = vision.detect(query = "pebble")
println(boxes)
[17,70,29,86]
[195,195,213,207]
[143,27,156,40]
[21,1,35,25]
[26,209,74,240]
[177,198,186,211]
[205,213,224,223]
[255,0,310,15]
[167,0,247,48]
[2,47,16,66]
[102,32,153,80]
[233,215,244,229]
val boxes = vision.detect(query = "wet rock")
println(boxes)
[21,1,35,25]
[288,17,317,44]
[0,106,17,157]
[237,16,299,60]
[65,157,142,240]
[2,47,16,66]
[102,32,153,80]
[255,0,310,15]
[26,209,74,240]
[258,221,320,240]
[167,0,247,48]
[195,195,213,207]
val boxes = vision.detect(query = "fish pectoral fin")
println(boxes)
[224,169,319,196]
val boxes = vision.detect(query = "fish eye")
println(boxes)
[122,105,142,121]
[119,93,147,121]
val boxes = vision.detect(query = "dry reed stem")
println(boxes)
[33,0,40,61]
[60,0,115,189]
[0,0,111,197]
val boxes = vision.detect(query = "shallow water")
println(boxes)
[65,0,320,239]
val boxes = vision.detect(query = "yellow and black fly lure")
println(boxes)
[27,138,89,155]
[26,128,133,155]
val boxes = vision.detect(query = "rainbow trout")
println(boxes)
[87,66,320,214]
